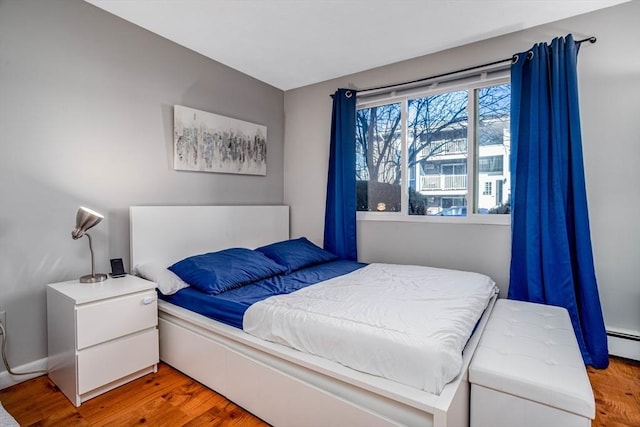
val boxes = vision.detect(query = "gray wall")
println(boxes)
[284,2,640,336]
[0,0,284,371]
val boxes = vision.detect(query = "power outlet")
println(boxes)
[0,311,5,335]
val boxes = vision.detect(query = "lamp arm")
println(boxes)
[85,233,95,278]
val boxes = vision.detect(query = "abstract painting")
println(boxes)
[174,105,267,175]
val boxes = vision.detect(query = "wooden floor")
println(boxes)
[588,357,640,427]
[0,363,268,426]
[0,357,637,426]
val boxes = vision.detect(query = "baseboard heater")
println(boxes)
[606,328,640,361]
[607,329,640,342]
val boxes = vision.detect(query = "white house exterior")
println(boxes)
[415,127,510,215]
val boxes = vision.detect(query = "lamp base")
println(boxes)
[79,274,108,284]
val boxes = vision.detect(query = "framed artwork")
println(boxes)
[173,105,267,175]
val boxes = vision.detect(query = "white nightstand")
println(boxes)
[47,274,159,406]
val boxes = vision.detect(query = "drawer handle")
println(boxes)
[142,296,157,305]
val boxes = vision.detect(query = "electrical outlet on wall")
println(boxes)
[0,311,6,335]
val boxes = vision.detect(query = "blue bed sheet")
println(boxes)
[158,259,366,329]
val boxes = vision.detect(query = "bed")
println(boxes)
[130,205,498,427]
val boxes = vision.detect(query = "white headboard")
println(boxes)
[130,205,289,268]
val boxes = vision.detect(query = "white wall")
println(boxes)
[284,2,640,337]
[0,0,284,372]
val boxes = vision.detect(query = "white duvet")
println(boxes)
[243,263,497,394]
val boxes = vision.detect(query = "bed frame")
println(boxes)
[130,205,497,427]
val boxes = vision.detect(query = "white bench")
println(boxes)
[469,299,595,427]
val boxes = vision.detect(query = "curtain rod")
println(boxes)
[343,36,596,97]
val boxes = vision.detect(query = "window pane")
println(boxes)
[356,103,402,212]
[407,90,469,216]
[475,84,510,214]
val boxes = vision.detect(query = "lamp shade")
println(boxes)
[72,206,104,240]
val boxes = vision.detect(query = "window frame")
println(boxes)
[356,75,511,226]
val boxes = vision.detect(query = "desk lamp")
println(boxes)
[72,206,108,283]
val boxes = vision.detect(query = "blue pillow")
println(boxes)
[168,248,287,295]
[256,237,338,273]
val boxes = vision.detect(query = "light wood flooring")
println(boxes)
[588,356,640,427]
[0,363,268,426]
[0,357,637,426]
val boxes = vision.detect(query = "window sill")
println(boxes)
[356,211,511,226]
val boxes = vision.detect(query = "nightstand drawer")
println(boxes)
[77,328,159,394]
[76,290,157,350]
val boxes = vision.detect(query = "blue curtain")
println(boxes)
[509,34,608,368]
[324,89,358,261]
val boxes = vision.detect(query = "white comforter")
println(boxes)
[243,263,497,394]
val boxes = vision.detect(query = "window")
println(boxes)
[356,81,510,219]
[355,103,401,212]
[483,182,492,196]
[475,84,511,215]
[478,155,503,173]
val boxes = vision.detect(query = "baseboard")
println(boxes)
[0,358,48,390]
[607,328,640,362]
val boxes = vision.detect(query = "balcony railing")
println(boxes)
[420,174,467,191]
[421,139,467,157]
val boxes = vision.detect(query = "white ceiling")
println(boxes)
[84,0,628,91]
